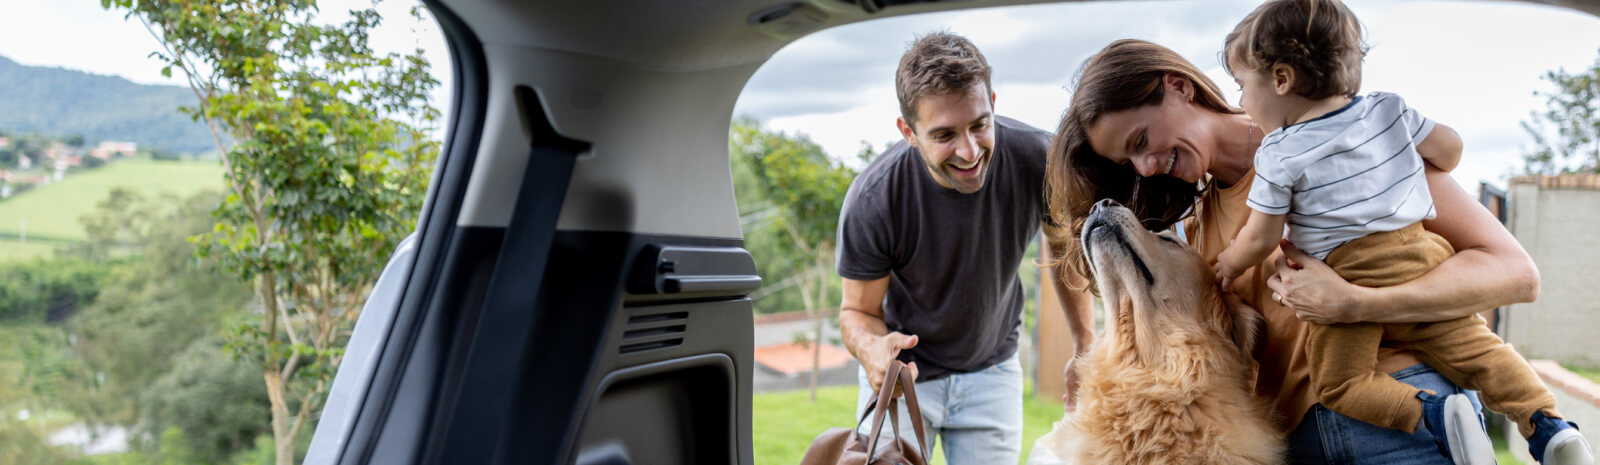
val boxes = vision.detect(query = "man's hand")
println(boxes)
[863,331,920,395]
[1061,354,1083,411]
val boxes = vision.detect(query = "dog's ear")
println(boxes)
[1222,293,1262,356]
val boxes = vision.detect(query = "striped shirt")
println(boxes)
[1248,92,1437,259]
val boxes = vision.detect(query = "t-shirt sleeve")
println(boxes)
[1388,93,1436,145]
[836,193,894,281]
[1247,149,1294,215]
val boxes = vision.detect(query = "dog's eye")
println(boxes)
[1157,235,1183,246]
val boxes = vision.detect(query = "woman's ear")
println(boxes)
[1164,72,1194,101]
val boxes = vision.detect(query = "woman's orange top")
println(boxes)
[1185,168,1424,432]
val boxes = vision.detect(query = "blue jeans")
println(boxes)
[855,352,1023,465]
[1288,363,1491,465]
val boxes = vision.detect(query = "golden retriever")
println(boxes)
[1033,201,1283,465]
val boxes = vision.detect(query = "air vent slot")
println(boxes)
[620,311,688,355]
[619,339,682,354]
[623,325,686,339]
[628,312,687,324]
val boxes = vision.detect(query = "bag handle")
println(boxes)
[896,361,930,460]
[863,360,934,462]
[862,361,903,457]
[851,357,902,431]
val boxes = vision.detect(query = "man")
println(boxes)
[835,31,1095,463]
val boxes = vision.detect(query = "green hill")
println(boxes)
[0,160,224,245]
[0,55,213,154]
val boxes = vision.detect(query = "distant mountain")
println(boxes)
[0,55,213,154]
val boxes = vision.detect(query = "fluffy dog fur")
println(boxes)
[1035,203,1283,465]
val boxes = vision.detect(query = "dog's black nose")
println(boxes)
[1091,198,1119,214]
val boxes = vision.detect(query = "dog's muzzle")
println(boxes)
[1081,200,1155,285]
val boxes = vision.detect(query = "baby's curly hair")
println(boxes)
[1223,0,1367,100]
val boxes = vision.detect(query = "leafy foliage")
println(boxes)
[64,190,254,431]
[1522,47,1600,175]
[731,120,859,399]
[730,120,868,314]
[732,122,856,259]
[103,1,441,462]
[0,259,114,324]
[138,337,270,465]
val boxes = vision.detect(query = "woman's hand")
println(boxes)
[1061,355,1082,412]
[1267,239,1371,324]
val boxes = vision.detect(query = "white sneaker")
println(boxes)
[1442,393,1496,465]
[1544,428,1595,465]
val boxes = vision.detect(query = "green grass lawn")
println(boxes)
[1490,416,1528,465]
[1496,436,1526,465]
[0,160,223,242]
[1564,365,1600,385]
[755,384,1534,465]
[0,239,60,262]
[753,384,1063,465]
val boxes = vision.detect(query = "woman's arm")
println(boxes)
[1267,167,1539,324]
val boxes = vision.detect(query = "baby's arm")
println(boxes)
[1215,210,1289,290]
[1416,123,1462,172]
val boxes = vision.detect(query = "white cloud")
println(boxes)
[4,0,1597,191]
[737,0,1600,191]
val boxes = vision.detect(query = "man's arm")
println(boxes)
[1043,239,1095,409]
[839,275,919,394]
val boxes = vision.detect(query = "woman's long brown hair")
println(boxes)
[1044,39,1241,291]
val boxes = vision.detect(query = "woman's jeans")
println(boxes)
[1288,363,1491,464]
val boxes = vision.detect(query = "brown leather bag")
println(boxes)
[799,360,930,465]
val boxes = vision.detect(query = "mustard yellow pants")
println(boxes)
[1307,222,1560,437]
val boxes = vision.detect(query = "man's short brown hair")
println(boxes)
[1223,0,1367,100]
[895,31,993,128]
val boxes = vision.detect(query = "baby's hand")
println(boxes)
[1213,254,1242,292]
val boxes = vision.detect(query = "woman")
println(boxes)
[1045,39,1540,464]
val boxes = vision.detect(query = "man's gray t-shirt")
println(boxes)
[836,116,1050,382]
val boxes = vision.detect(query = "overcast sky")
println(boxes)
[2,1,1598,190]
[0,0,452,128]
[735,0,1600,190]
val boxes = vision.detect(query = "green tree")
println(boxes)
[65,190,254,431]
[1522,48,1600,175]
[139,336,271,465]
[731,121,856,400]
[0,259,113,324]
[103,2,440,463]
[730,122,812,315]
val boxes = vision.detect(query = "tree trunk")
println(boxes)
[796,272,817,402]
[264,370,295,465]
[255,270,297,465]
[809,283,822,402]
[810,244,831,403]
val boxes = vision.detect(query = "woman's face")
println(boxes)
[1085,77,1213,184]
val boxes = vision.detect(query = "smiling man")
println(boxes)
[835,32,1094,464]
